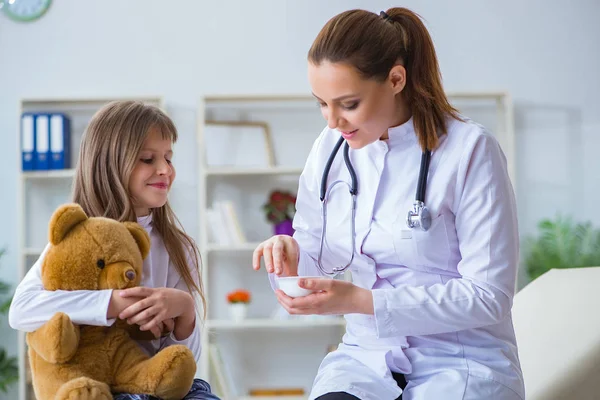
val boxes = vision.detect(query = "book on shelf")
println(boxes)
[21,112,71,171]
[206,200,247,246]
[209,343,237,399]
[248,388,305,397]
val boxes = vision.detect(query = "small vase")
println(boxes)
[229,303,248,322]
[274,219,295,236]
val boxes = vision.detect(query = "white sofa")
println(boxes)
[512,267,600,400]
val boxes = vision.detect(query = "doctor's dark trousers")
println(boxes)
[315,372,408,400]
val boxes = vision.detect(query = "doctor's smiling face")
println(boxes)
[308,60,410,150]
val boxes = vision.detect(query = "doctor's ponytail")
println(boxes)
[308,7,459,151]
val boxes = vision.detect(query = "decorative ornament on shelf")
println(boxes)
[226,289,251,322]
[263,190,296,236]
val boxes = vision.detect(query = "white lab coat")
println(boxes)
[276,117,525,400]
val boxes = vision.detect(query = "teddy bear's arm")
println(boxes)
[26,312,80,364]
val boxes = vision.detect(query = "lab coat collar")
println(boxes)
[386,116,416,146]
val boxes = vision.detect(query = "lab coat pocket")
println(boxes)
[393,213,452,272]
[412,213,452,271]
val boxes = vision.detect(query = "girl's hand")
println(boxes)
[138,317,175,339]
[275,279,374,316]
[118,287,194,334]
[253,235,299,276]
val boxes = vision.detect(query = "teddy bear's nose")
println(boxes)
[125,270,136,281]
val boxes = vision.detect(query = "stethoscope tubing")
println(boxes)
[316,134,431,276]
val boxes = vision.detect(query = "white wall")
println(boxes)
[1,0,599,397]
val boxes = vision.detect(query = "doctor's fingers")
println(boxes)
[252,241,271,271]
[263,242,276,273]
[275,290,323,314]
[272,238,291,274]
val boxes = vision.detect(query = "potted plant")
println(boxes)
[524,215,600,283]
[226,289,251,322]
[0,249,18,394]
[262,190,297,236]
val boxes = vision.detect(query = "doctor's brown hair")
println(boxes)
[72,100,206,317]
[308,7,459,152]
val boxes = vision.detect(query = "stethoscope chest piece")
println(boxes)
[407,201,431,231]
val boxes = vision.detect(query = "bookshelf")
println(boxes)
[16,96,164,400]
[197,95,347,399]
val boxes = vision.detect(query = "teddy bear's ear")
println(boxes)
[49,204,88,245]
[123,222,150,259]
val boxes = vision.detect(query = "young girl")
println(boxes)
[253,7,524,400]
[9,100,220,400]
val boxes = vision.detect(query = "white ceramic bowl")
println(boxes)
[276,276,330,298]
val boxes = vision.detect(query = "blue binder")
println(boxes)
[35,114,50,170]
[49,113,71,170]
[21,113,36,171]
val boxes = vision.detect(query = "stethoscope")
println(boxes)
[317,135,432,276]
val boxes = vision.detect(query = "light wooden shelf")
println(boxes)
[21,169,75,179]
[206,318,345,330]
[204,166,303,176]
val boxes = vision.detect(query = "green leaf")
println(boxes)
[0,299,10,315]
[0,248,18,393]
[525,215,600,282]
[0,349,18,393]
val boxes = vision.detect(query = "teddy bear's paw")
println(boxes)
[153,345,196,400]
[55,377,112,400]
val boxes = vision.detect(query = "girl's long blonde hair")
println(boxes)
[72,100,206,315]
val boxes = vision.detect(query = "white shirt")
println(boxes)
[9,214,202,363]
[282,116,525,400]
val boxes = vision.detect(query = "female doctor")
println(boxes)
[253,7,525,400]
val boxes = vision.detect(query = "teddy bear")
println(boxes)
[26,203,196,400]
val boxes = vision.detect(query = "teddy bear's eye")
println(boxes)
[96,259,105,269]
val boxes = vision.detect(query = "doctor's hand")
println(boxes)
[252,235,299,276]
[275,278,374,316]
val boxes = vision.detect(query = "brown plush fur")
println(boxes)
[27,203,196,400]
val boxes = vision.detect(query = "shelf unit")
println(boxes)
[197,95,347,399]
[16,96,164,400]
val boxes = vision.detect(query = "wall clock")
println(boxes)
[1,0,52,22]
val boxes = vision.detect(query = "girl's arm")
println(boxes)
[159,278,201,363]
[9,245,117,332]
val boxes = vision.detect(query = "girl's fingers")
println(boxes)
[140,314,164,332]
[127,305,159,325]
[119,298,152,320]
[163,318,175,333]
[120,287,154,298]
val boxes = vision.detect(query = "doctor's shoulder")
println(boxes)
[442,116,504,162]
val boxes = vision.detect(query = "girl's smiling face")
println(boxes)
[128,126,176,217]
